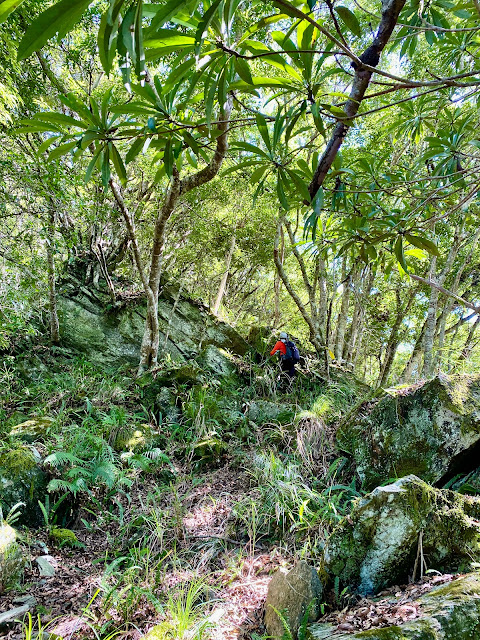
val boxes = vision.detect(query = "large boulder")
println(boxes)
[307,572,480,640]
[0,524,23,593]
[0,445,49,527]
[58,279,250,368]
[337,374,480,489]
[265,561,323,640]
[324,475,480,596]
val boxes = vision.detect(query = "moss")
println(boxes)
[0,524,24,592]
[50,527,81,549]
[425,574,480,599]
[355,627,405,639]
[0,446,37,475]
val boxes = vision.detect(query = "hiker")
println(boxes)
[270,331,300,380]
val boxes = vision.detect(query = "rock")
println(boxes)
[9,417,54,443]
[0,524,24,593]
[57,280,250,369]
[265,561,323,640]
[36,555,57,577]
[50,527,80,548]
[196,345,237,378]
[0,445,49,527]
[0,602,35,629]
[324,475,480,596]
[247,400,298,425]
[337,374,480,489]
[191,438,226,467]
[155,387,181,426]
[307,572,480,640]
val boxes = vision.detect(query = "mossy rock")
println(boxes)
[247,400,298,425]
[337,374,480,489]
[0,524,24,593]
[324,475,480,596]
[0,446,49,527]
[50,527,81,549]
[307,572,480,640]
[195,345,238,378]
[191,437,226,467]
[112,423,158,452]
[9,417,54,444]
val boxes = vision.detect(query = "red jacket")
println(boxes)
[270,340,287,356]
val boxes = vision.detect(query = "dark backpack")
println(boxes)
[283,340,300,364]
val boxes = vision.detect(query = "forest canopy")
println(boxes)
[2,0,480,384]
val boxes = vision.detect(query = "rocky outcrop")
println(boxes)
[0,524,23,593]
[307,572,480,639]
[265,561,323,640]
[57,280,250,369]
[9,417,54,443]
[337,374,480,489]
[324,475,480,596]
[0,445,48,527]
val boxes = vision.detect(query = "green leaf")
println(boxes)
[312,186,323,215]
[109,142,127,184]
[0,0,26,24]
[37,136,59,156]
[404,233,440,257]
[48,140,78,161]
[85,146,102,183]
[144,30,195,56]
[250,164,269,183]
[255,113,271,153]
[148,0,190,33]
[195,0,222,56]
[35,112,88,129]
[101,147,111,187]
[234,57,253,84]
[394,236,408,272]
[18,0,92,60]
[335,6,361,37]
[125,137,144,164]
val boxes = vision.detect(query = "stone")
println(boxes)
[247,400,298,425]
[337,374,480,489]
[0,603,35,629]
[50,527,80,548]
[0,445,49,527]
[265,561,323,640]
[57,280,250,369]
[0,524,24,593]
[155,387,181,426]
[36,555,57,577]
[9,417,54,443]
[191,438,226,467]
[324,475,480,596]
[196,345,237,378]
[307,572,480,640]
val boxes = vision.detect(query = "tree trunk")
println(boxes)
[334,266,351,361]
[377,287,415,387]
[213,233,236,317]
[47,208,60,344]
[273,226,285,328]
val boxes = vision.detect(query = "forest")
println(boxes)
[2,0,480,638]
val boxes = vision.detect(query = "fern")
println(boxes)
[44,451,84,468]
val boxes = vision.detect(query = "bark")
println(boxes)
[137,96,233,374]
[460,315,480,361]
[435,227,480,366]
[377,287,416,388]
[308,0,407,200]
[345,267,375,364]
[273,226,285,327]
[212,234,236,317]
[334,263,351,361]
[46,208,60,344]
[273,216,325,359]
[401,319,427,381]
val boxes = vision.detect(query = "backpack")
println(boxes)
[283,340,300,364]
